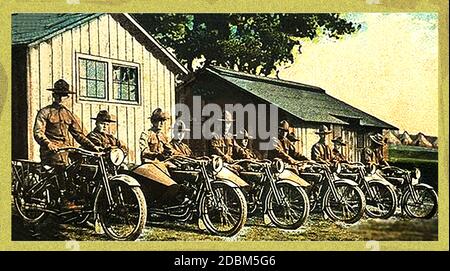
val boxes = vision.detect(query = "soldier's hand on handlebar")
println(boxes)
[48,143,59,152]
[94,146,104,153]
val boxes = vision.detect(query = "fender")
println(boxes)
[333,178,359,187]
[216,167,249,188]
[412,183,435,191]
[279,169,310,187]
[109,174,141,187]
[211,178,241,189]
[366,177,396,189]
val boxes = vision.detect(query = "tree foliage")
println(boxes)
[132,13,360,75]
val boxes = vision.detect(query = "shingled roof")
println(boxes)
[202,66,397,129]
[12,13,188,74]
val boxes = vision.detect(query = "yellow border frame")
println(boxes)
[0,0,448,251]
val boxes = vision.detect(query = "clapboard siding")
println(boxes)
[26,14,178,163]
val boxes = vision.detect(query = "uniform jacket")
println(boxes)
[361,147,388,166]
[87,128,128,154]
[210,132,236,162]
[234,145,258,160]
[331,148,347,163]
[268,136,308,164]
[171,139,193,157]
[33,102,96,165]
[311,142,333,163]
[139,128,173,162]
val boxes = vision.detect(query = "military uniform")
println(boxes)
[269,137,309,165]
[331,148,347,163]
[33,102,97,165]
[234,145,258,160]
[139,129,174,162]
[171,139,193,157]
[87,128,128,154]
[210,132,236,162]
[362,147,388,166]
[311,142,333,164]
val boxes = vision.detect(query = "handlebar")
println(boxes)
[165,155,210,164]
[56,147,105,157]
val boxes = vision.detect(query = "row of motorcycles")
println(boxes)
[11,147,438,241]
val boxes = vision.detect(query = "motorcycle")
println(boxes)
[12,147,147,241]
[336,162,397,219]
[296,161,366,224]
[130,155,248,237]
[377,166,438,219]
[231,158,310,229]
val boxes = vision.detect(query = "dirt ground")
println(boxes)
[12,211,438,242]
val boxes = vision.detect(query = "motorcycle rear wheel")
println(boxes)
[199,181,247,237]
[13,167,48,224]
[95,182,147,241]
[265,181,309,229]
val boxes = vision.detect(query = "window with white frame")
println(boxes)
[77,54,140,104]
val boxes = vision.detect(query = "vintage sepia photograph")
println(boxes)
[1,0,447,254]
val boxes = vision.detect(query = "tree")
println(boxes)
[132,13,360,76]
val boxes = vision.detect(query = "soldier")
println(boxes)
[234,129,259,160]
[87,110,128,154]
[33,79,100,208]
[170,120,193,157]
[331,136,348,163]
[268,120,309,165]
[210,110,236,163]
[311,125,333,165]
[139,108,175,163]
[362,133,390,167]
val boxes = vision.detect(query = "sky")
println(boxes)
[279,13,438,136]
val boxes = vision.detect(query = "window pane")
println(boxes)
[87,80,96,97]
[79,59,86,78]
[97,81,105,98]
[113,83,121,100]
[121,84,129,100]
[87,60,96,79]
[112,64,139,102]
[96,62,105,80]
[113,67,121,82]
[129,85,136,101]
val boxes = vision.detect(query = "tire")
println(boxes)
[95,181,147,241]
[12,167,48,224]
[403,184,438,219]
[323,182,365,224]
[265,180,309,229]
[199,181,247,237]
[365,181,397,219]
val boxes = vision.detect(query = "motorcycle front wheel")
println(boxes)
[403,184,438,219]
[365,181,397,219]
[323,182,366,224]
[264,181,310,229]
[199,181,247,237]
[95,181,147,241]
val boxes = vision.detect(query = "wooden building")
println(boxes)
[12,13,189,164]
[177,66,397,161]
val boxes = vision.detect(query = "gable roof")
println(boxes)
[200,66,396,129]
[12,13,189,75]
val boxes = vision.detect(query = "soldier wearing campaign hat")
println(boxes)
[268,120,309,165]
[234,129,259,160]
[210,110,237,163]
[331,136,348,163]
[311,125,333,165]
[33,79,100,166]
[87,110,128,154]
[362,133,389,167]
[170,120,193,157]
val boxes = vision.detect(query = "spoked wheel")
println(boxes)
[403,184,438,219]
[12,162,49,223]
[265,181,310,229]
[95,181,147,241]
[323,182,366,224]
[365,181,397,219]
[199,181,247,237]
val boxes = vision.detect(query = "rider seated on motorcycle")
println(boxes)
[137,108,187,206]
[210,110,237,163]
[311,125,334,166]
[170,120,193,157]
[362,133,390,167]
[268,120,310,168]
[233,129,260,160]
[33,79,101,209]
[87,110,128,155]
